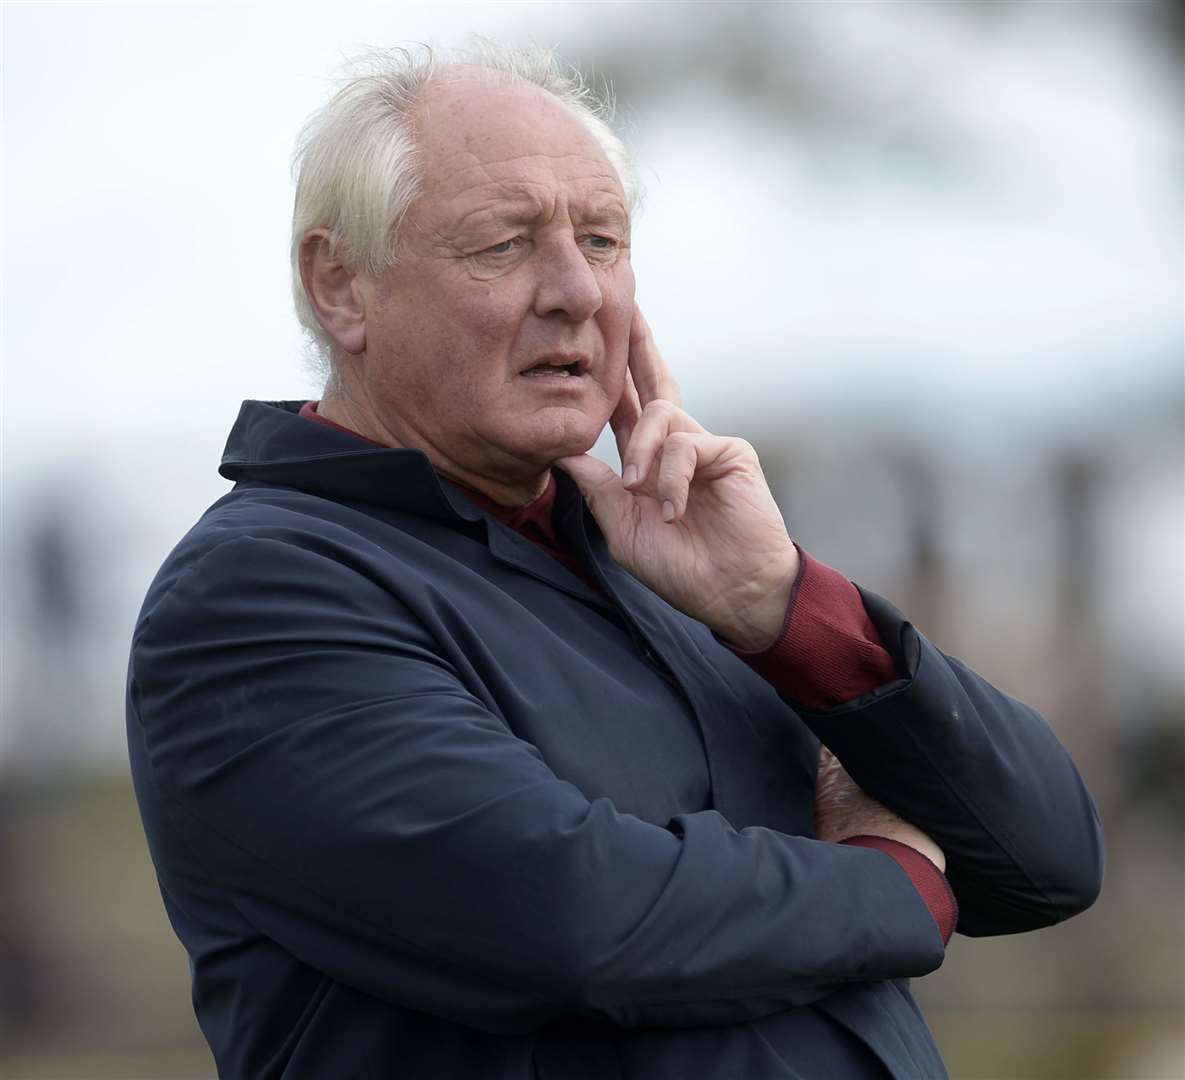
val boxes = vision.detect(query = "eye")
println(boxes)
[482,238,522,257]
[581,234,622,262]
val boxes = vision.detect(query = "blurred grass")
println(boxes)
[1,776,214,1076]
[1,1047,215,1080]
[928,1011,1184,1080]
[1,776,1180,1080]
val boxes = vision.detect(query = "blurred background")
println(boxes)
[2,1,1181,1077]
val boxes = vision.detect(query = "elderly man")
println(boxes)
[127,46,1103,1080]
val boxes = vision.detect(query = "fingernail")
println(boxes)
[623,465,638,487]
[662,500,675,522]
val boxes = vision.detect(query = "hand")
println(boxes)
[814,746,946,872]
[557,307,800,650]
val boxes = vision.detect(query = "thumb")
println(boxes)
[554,454,632,538]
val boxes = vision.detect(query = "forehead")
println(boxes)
[410,75,627,224]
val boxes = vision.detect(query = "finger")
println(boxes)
[815,745,848,786]
[628,305,682,408]
[609,369,643,464]
[655,431,735,522]
[622,399,705,491]
[656,432,698,522]
[554,454,635,547]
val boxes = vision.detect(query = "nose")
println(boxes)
[532,237,603,322]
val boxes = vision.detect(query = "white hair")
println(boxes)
[290,42,639,376]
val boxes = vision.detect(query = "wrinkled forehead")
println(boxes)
[411,74,628,211]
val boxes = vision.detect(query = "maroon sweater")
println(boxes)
[298,402,956,943]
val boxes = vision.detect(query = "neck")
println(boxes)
[318,385,550,509]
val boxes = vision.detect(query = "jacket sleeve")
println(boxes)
[797,589,1105,937]
[129,534,946,1035]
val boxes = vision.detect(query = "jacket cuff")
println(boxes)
[729,549,899,709]
[841,835,958,945]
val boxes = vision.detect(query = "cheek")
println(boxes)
[464,282,532,344]
[409,293,523,399]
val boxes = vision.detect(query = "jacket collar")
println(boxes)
[220,399,613,609]
[219,400,492,524]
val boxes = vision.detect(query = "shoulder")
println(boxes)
[134,485,418,643]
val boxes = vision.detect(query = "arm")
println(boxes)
[559,307,1103,941]
[799,589,1105,936]
[130,534,946,1036]
[734,550,1103,936]
[727,547,957,940]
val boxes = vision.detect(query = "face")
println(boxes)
[353,75,635,489]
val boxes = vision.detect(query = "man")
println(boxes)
[127,45,1103,1079]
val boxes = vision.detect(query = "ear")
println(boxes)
[298,228,367,355]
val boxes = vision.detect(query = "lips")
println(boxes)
[522,363,579,377]
[520,354,589,378]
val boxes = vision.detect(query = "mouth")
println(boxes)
[520,354,589,379]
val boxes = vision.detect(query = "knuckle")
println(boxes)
[657,461,682,488]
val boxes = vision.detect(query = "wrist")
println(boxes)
[851,825,946,874]
[843,835,957,943]
[715,546,801,651]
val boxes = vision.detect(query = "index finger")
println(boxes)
[629,305,682,408]
[609,368,642,464]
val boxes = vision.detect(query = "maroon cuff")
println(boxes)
[732,548,899,709]
[842,835,958,945]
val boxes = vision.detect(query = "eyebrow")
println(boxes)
[451,191,628,237]
[451,196,544,237]
[576,199,629,229]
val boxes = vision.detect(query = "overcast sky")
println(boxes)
[4,2,1180,467]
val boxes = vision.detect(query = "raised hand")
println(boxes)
[557,307,800,650]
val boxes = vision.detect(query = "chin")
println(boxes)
[513,411,606,466]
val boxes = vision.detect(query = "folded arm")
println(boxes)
[800,589,1105,936]
[735,551,1104,936]
[130,534,946,1036]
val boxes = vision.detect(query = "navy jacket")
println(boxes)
[126,401,1103,1079]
